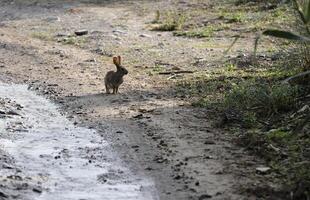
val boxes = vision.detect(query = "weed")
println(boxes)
[31,32,53,41]
[147,64,165,76]
[174,23,230,38]
[224,81,299,117]
[152,64,165,73]
[174,26,215,38]
[61,36,87,46]
[151,10,187,31]
[220,10,247,23]
[225,63,237,71]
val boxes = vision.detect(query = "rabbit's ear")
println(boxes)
[113,57,119,66]
[118,56,121,65]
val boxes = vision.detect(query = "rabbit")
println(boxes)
[104,56,128,94]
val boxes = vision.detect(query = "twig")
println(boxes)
[158,70,194,75]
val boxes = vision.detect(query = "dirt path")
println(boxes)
[0,1,261,199]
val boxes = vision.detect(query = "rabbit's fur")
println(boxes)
[104,56,128,94]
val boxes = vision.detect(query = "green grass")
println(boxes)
[147,64,166,76]
[173,23,231,38]
[150,10,187,31]
[224,82,299,118]
[31,32,53,41]
[60,36,87,46]
[249,5,294,31]
[175,60,309,199]
[219,9,247,23]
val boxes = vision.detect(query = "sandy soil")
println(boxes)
[0,0,268,199]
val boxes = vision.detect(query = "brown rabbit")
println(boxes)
[104,56,128,94]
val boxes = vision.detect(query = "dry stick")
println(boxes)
[158,70,195,75]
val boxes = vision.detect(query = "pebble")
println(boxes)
[32,187,42,193]
[0,191,8,198]
[113,30,126,34]
[140,34,152,38]
[204,140,215,145]
[84,58,96,63]
[199,194,212,199]
[2,163,13,169]
[256,167,271,174]
[7,110,19,115]
[133,114,143,119]
[145,167,153,171]
[75,30,88,36]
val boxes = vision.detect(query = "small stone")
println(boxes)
[204,140,215,145]
[0,191,8,198]
[7,110,19,115]
[172,66,181,70]
[174,175,181,180]
[7,175,22,180]
[75,30,88,36]
[140,34,152,38]
[199,194,212,200]
[32,187,42,193]
[84,58,96,62]
[2,163,13,169]
[204,155,214,159]
[113,30,126,34]
[256,167,271,174]
[133,114,143,119]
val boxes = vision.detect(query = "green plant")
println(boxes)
[261,0,310,42]
[151,10,187,31]
[227,1,310,53]
[174,23,231,38]
[224,81,299,117]
[220,9,247,23]
[31,32,53,41]
[61,36,87,46]
[174,26,215,38]
[225,63,237,71]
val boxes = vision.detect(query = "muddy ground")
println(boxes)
[0,0,277,199]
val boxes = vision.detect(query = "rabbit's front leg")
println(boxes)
[105,84,110,94]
